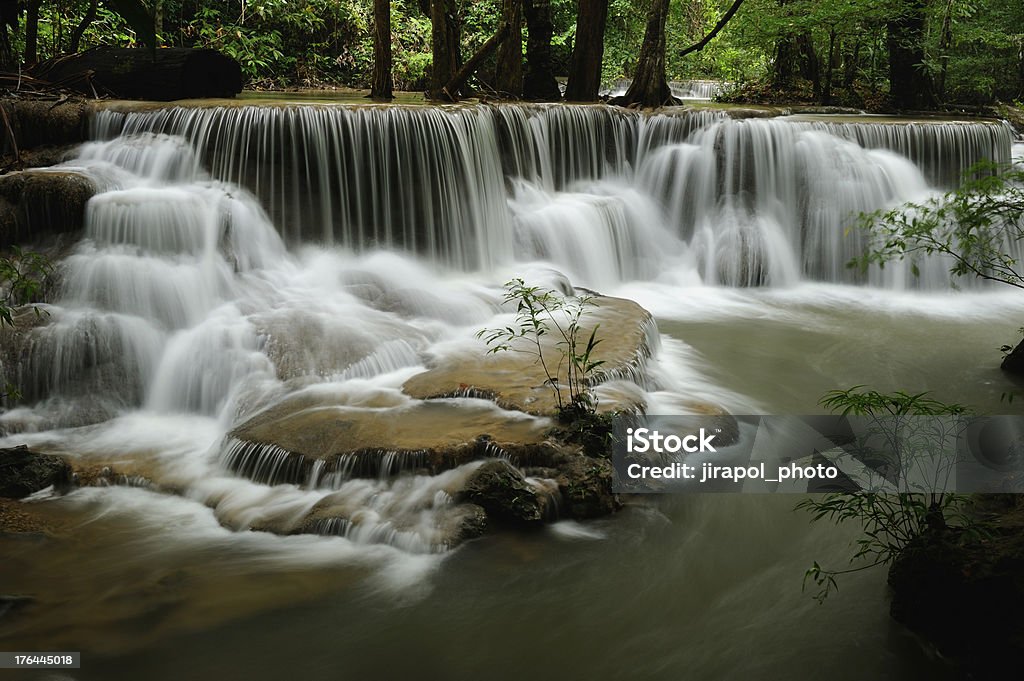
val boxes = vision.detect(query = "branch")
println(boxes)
[441,22,511,101]
[678,0,746,58]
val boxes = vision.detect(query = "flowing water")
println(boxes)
[1,102,1022,680]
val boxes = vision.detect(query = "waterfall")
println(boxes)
[89,103,1012,288]
[2,102,1017,557]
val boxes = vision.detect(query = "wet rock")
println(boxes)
[403,295,656,416]
[790,105,866,115]
[888,499,1024,679]
[996,104,1024,135]
[436,503,489,546]
[0,445,72,498]
[556,456,620,519]
[291,496,489,550]
[1001,338,1024,376]
[224,393,551,483]
[0,169,96,248]
[0,99,89,156]
[714,106,788,120]
[0,594,34,620]
[460,460,544,524]
[8,144,78,170]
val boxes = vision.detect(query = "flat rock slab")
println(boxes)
[402,295,656,416]
[226,397,550,485]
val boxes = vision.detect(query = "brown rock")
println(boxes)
[0,169,96,247]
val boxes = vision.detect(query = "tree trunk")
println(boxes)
[844,39,861,87]
[887,0,933,109]
[823,29,836,104]
[495,0,523,97]
[428,0,461,99]
[0,0,15,70]
[25,1,41,65]
[154,0,164,45]
[564,0,608,101]
[370,0,393,100]
[937,0,954,101]
[614,0,674,108]
[69,0,99,54]
[30,47,243,100]
[522,0,561,101]
[772,0,795,88]
[773,38,796,88]
[797,33,820,100]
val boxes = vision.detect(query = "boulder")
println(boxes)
[0,169,96,248]
[556,456,620,519]
[1002,338,1024,376]
[459,460,545,524]
[0,445,72,498]
[888,501,1024,679]
[0,99,90,157]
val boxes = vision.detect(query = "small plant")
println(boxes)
[477,278,605,422]
[0,247,52,329]
[797,386,978,603]
[1,247,52,405]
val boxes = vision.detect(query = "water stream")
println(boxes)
[1,102,1022,679]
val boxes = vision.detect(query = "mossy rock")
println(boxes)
[459,460,545,525]
[0,445,72,499]
[0,169,96,248]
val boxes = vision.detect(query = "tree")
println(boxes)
[677,0,746,60]
[564,0,608,101]
[495,0,524,97]
[522,0,561,100]
[0,0,17,69]
[441,22,512,99]
[887,0,932,109]
[371,0,394,99]
[69,0,99,54]
[427,0,462,99]
[613,0,674,108]
[24,0,41,64]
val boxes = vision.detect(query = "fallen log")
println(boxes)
[28,46,243,101]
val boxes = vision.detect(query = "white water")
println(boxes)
[0,104,1021,678]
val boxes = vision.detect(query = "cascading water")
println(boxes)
[601,79,735,100]
[2,102,1023,679]
[90,104,1015,289]
[4,103,1019,520]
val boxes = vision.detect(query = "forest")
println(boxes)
[0,0,1021,108]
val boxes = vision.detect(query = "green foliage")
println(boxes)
[0,248,52,406]
[819,385,968,416]
[6,0,1023,100]
[0,247,52,329]
[797,387,977,603]
[477,278,605,420]
[853,162,1024,289]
